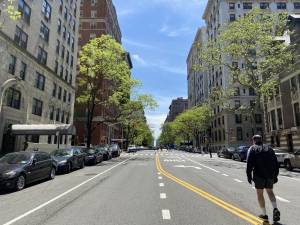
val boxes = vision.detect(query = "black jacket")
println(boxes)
[246,144,279,180]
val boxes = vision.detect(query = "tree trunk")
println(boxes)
[86,95,96,148]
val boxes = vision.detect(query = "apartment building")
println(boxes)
[165,98,188,123]
[75,0,125,146]
[202,0,299,150]
[265,14,300,152]
[187,27,208,108]
[0,0,80,154]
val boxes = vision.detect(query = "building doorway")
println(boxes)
[287,134,294,152]
[1,125,15,155]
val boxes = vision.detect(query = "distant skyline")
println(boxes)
[114,0,207,139]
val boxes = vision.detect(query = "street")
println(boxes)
[0,150,299,225]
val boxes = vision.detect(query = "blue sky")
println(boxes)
[114,0,207,139]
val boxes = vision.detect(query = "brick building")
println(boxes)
[74,0,125,145]
[165,98,188,123]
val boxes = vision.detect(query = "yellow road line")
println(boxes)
[155,154,264,225]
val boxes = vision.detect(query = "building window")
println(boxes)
[60,65,64,78]
[40,22,50,42]
[234,87,240,96]
[18,0,31,24]
[294,103,300,126]
[6,88,21,109]
[58,86,62,99]
[63,90,67,102]
[71,37,75,51]
[66,113,70,124]
[67,32,71,44]
[295,2,300,9]
[249,87,255,96]
[243,2,252,9]
[30,135,40,143]
[271,110,277,130]
[14,26,28,49]
[48,135,52,144]
[69,74,73,85]
[260,2,269,9]
[235,114,242,124]
[57,19,62,33]
[90,21,96,29]
[32,98,43,116]
[64,6,68,20]
[91,10,97,18]
[56,108,60,122]
[42,0,52,21]
[237,127,243,141]
[52,83,57,97]
[68,93,71,103]
[61,46,65,59]
[50,106,54,120]
[255,114,262,124]
[56,40,60,54]
[8,55,16,75]
[37,47,47,65]
[229,14,236,22]
[59,0,63,12]
[66,51,69,64]
[72,19,76,32]
[91,0,97,6]
[65,69,68,81]
[20,62,27,80]
[35,73,45,91]
[62,26,66,39]
[70,55,74,67]
[277,2,286,9]
[61,111,65,123]
[234,100,241,109]
[277,108,283,126]
[229,2,235,9]
[291,76,297,90]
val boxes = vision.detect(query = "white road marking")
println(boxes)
[252,187,256,190]
[162,209,171,220]
[159,183,165,187]
[158,176,163,179]
[2,157,133,225]
[173,165,202,170]
[157,172,161,175]
[276,196,290,203]
[182,157,220,173]
[160,193,167,199]
[234,179,243,183]
[222,174,229,177]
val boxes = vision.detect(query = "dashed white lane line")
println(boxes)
[222,174,229,177]
[276,196,290,203]
[157,172,161,175]
[182,157,220,173]
[159,183,165,187]
[160,193,167,199]
[158,176,163,180]
[162,209,171,220]
[234,179,243,183]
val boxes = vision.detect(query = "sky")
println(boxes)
[113,0,207,140]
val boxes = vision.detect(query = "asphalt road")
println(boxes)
[0,150,299,225]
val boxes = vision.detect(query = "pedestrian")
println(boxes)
[209,147,212,158]
[246,135,280,223]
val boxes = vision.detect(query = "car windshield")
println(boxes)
[52,149,72,156]
[84,149,95,154]
[0,153,31,164]
[274,149,286,153]
[228,147,236,152]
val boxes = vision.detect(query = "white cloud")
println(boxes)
[146,113,167,140]
[132,54,148,66]
[118,9,136,16]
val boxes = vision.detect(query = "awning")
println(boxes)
[11,124,76,135]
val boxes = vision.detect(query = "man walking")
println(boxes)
[246,135,280,223]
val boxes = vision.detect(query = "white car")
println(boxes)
[273,149,288,166]
[127,145,137,153]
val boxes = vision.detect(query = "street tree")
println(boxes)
[76,35,137,148]
[197,8,294,122]
[159,122,177,147]
[0,0,21,26]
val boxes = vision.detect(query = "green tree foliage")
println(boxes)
[159,105,211,147]
[0,0,21,26]
[198,8,294,114]
[76,35,137,147]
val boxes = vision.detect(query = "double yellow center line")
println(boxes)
[155,154,264,225]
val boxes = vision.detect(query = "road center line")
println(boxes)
[222,174,229,177]
[3,157,134,225]
[160,193,167,199]
[181,156,220,173]
[276,196,290,203]
[162,209,171,220]
[234,179,243,183]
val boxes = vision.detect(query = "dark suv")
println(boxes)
[232,146,250,161]
[0,151,56,191]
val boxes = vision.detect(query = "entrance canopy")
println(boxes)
[11,124,76,135]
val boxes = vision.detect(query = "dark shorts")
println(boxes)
[253,176,274,189]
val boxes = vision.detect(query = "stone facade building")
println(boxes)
[201,0,299,151]
[165,98,188,123]
[0,0,80,154]
[265,15,300,152]
[187,27,208,108]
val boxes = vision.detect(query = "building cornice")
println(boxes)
[203,0,214,20]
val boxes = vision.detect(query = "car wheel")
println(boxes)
[49,167,56,180]
[231,155,235,160]
[285,160,293,171]
[15,175,26,191]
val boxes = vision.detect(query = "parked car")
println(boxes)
[232,146,250,161]
[95,146,112,160]
[109,144,121,157]
[51,148,85,173]
[218,147,236,159]
[127,145,137,153]
[284,149,300,171]
[273,149,289,166]
[81,148,103,165]
[0,151,56,191]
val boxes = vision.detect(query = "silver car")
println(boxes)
[273,149,288,166]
